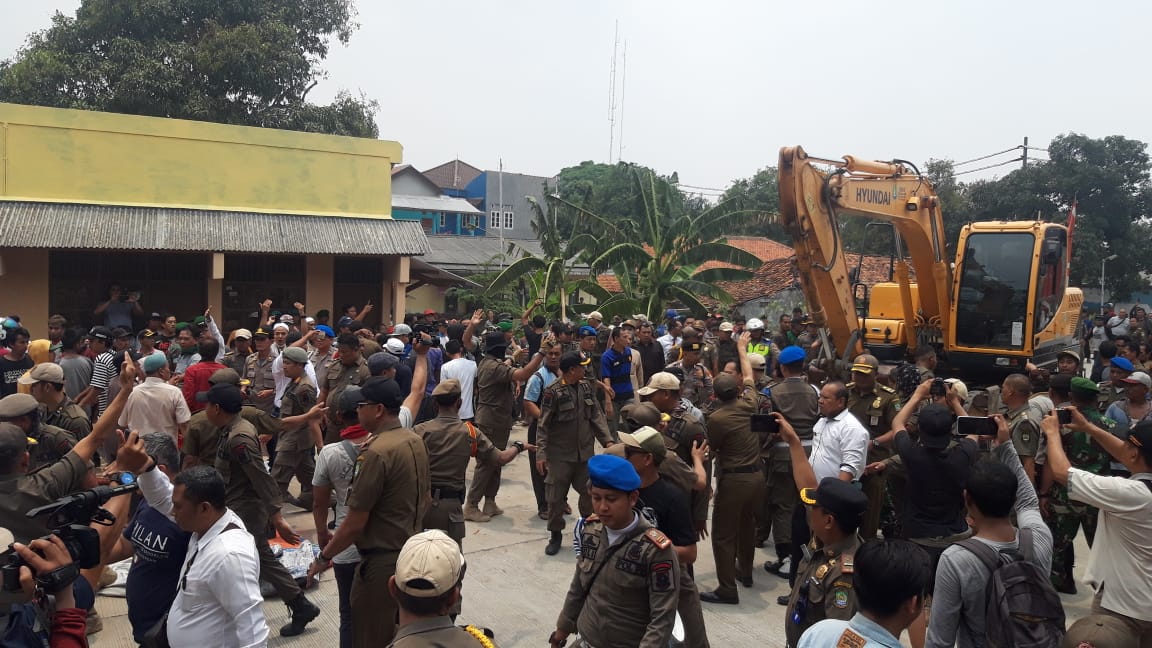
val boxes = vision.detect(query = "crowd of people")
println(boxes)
[0,294,1148,648]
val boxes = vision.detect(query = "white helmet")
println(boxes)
[746,318,765,331]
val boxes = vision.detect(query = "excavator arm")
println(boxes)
[778,146,951,363]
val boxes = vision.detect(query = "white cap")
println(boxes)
[395,530,464,598]
[747,353,766,369]
[385,338,405,355]
[719,321,734,332]
[1122,371,1152,389]
[391,324,413,336]
[588,311,604,321]
[638,372,681,396]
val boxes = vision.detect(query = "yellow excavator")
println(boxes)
[777,146,1082,383]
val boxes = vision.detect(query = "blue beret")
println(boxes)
[579,325,598,337]
[779,345,806,364]
[315,325,335,338]
[1111,356,1135,372]
[588,454,641,491]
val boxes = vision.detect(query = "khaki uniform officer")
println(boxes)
[21,363,91,442]
[551,454,680,648]
[319,334,371,444]
[763,346,820,576]
[207,383,321,637]
[272,346,320,511]
[309,377,431,648]
[784,478,868,648]
[182,368,280,468]
[640,372,712,535]
[244,327,278,414]
[846,356,901,539]
[0,393,76,472]
[467,331,545,521]
[389,530,500,648]
[700,372,765,605]
[415,379,525,547]
[539,352,614,556]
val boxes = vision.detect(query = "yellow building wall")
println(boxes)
[0,250,50,338]
[0,103,402,218]
[406,284,447,317]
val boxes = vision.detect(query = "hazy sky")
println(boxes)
[3,1,1151,194]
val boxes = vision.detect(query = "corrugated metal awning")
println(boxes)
[0,201,430,256]
[392,194,482,215]
[410,258,479,288]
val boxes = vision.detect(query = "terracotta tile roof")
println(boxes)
[423,159,483,191]
[597,275,621,293]
[712,253,906,306]
[697,236,795,272]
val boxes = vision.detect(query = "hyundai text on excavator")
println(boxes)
[777,146,1082,385]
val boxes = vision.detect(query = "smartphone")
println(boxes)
[1057,408,1073,425]
[751,413,780,435]
[956,416,997,437]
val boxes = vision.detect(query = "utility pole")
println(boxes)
[1021,136,1028,168]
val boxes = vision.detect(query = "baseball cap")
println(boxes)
[718,321,734,332]
[391,324,413,336]
[385,338,406,355]
[620,426,667,461]
[141,353,168,373]
[588,454,641,491]
[1070,376,1100,397]
[587,311,604,321]
[799,477,869,525]
[779,346,806,365]
[713,373,740,400]
[0,422,35,459]
[559,351,590,372]
[432,379,462,398]
[0,394,39,418]
[148,312,162,321]
[232,328,253,341]
[209,368,246,386]
[336,316,354,330]
[1057,349,1081,363]
[88,326,113,341]
[747,353,766,370]
[917,404,955,448]
[638,372,680,396]
[1110,356,1135,373]
[1128,420,1152,461]
[1122,371,1152,389]
[368,352,399,376]
[394,530,465,598]
[1063,613,1137,648]
[620,402,663,431]
[338,386,364,416]
[360,377,404,409]
[18,363,64,385]
[944,378,969,402]
[423,309,436,316]
[137,328,157,339]
[196,383,244,413]
[282,347,309,364]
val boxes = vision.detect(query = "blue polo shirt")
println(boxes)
[798,613,903,648]
[601,346,634,400]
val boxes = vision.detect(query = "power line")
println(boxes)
[953,147,1020,167]
[951,157,1023,177]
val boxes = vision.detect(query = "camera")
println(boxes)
[1,483,137,592]
[413,324,441,347]
[929,378,947,398]
[1057,408,1073,425]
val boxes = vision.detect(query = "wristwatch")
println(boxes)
[513,441,526,454]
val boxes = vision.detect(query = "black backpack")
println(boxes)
[957,529,1065,648]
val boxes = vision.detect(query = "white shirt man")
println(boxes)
[810,384,870,481]
[135,467,267,648]
[119,356,192,441]
[440,354,477,420]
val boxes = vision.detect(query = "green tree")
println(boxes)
[719,165,787,239]
[0,0,378,137]
[961,133,1152,299]
[483,195,603,321]
[586,170,763,320]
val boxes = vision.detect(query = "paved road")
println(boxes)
[89,423,1092,647]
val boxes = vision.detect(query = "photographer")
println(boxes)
[10,532,88,648]
[0,354,137,612]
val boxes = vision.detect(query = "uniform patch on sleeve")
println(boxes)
[644,528,671,550]
[352,455,364,481]
[231,441,251,464]
[832,588,850,609]
[836,627,866,648]
[650,561,674,592]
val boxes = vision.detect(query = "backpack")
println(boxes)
[957,528,1065,648]
[893,362,922,400]
[0,603,50,648]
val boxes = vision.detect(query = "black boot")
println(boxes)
[280,594,320,636]
[545,531,563,556]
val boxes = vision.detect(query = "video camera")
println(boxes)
[413,324,440,347]
[1,483,138,591]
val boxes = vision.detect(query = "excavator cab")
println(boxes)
[947,221,1081,377]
